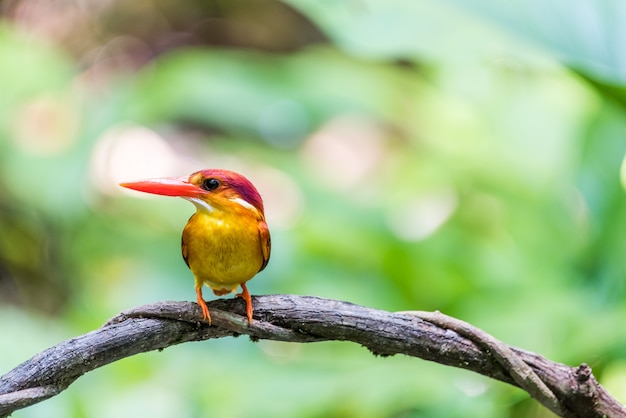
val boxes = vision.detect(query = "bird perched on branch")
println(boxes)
[120,169,270,324]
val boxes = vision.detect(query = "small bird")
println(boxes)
[120,169,270,324]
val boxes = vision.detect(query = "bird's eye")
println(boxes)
[201,178,221,191]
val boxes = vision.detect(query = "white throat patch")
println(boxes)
[187,197,214,213]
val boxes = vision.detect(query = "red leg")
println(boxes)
[196,286,212,325]
[236,283,253,323]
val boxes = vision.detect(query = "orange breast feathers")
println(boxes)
[182,197,270,293]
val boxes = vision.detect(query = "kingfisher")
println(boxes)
[120,169,271,324]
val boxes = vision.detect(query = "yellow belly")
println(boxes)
[182,211,263,294]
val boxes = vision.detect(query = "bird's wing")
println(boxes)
[258,220,271,272]
[181,214,194,269]
[181,235,190,268]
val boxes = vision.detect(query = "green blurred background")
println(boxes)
[1,0,625,417]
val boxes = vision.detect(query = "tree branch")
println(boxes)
[0,295,623,417]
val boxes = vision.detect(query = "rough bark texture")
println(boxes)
[0,295,624,417]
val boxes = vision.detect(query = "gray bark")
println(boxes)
[0,295,624,417]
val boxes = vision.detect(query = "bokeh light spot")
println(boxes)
[12,95,78,155]
[301,115,385,191]
[89,124,178,195]
[386,189,458,241]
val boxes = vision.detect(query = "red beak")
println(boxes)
[120,176,202,197]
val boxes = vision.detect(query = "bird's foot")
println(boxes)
[236,283,253,324]
[196,287,212,325]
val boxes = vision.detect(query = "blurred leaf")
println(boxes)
[126,46,406,144]
[0,24,74,108]
[443,0,626,86]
